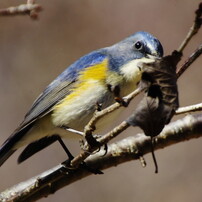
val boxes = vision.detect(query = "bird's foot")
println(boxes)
[114,96,128,107]
[80,134,108,156]
[61,159,103,175]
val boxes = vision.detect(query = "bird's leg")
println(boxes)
[60,124,101,152]
[57,137,74,160]
[107,84,128,107]
[60,125,107,155]
[84,130,103,155]
[96,102,102,111]
[57,136,77,171]
[80,134,108,157]
[61,126,107,155]
[91,134,108,156]
[57,136,103,174]
[60,126,84,136]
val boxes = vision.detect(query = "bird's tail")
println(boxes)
[0,139,17,166]
[0,124,33,166]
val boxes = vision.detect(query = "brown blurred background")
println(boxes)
[0,0,202,201]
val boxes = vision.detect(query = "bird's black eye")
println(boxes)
[134,41,143,50]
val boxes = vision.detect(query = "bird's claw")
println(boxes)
[100,143,108,156]
[80,134,108,156]
[61,159,103,175]
[115,97,128,107]
[85,132,102,150]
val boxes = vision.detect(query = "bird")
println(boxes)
[0,31,163,166]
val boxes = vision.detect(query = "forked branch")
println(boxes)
[1,114,202,201]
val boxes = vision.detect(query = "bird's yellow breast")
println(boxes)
[53,59,108,109]
[52,59,110,128]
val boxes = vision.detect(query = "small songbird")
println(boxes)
[0,31,163,166]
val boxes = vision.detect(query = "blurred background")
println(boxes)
[0,0,202,201]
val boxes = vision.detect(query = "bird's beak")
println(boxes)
[146,53,161,60]
[136,54,160,70]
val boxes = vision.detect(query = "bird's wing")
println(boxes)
[20,80,75,129]
[17,51,107,131]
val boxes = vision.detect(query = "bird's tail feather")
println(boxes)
[0,123,33,166]
[0,148,16,166]
[18,135,59,163]
[0,134,19,166]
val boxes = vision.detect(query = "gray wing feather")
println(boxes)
[18,80,75,130]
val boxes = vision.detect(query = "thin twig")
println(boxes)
[0,1,42,20]
[177,44,202,78]
[150,137,158,173]
[27,0,35,3]
[176,102,202,115]
[176,3,202,77]
[84,87,143,135]
[177,3,202,53]
[139,155,147,168]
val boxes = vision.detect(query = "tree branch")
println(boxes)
[1,114,202,201]
[177,44,202,78]
[0,0,42,20]
[176,2,202,77]
[177,2,202,53]
[176,102,202,115]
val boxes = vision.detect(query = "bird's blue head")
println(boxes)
[126,31,164,58]
[106,31,164,72]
